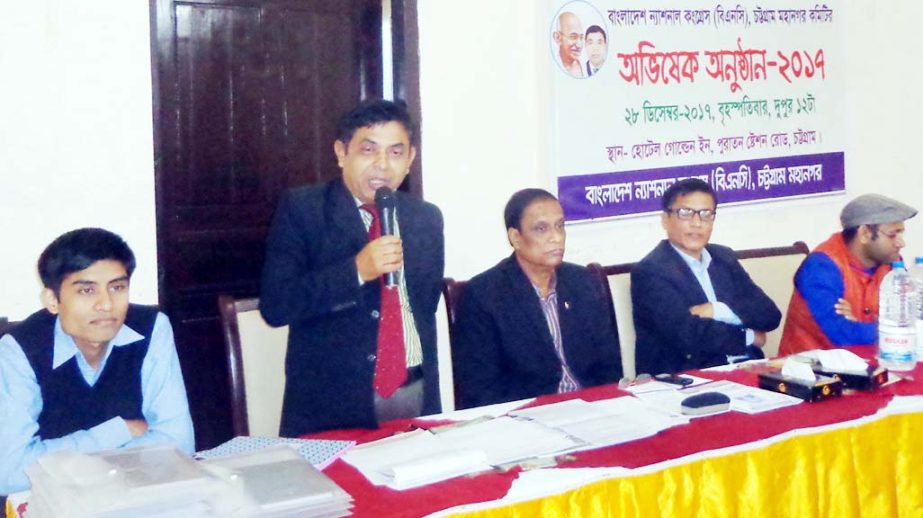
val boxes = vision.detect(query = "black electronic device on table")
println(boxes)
[654,373,694,386]
[681,392,731,416]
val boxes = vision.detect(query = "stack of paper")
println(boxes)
[202,445,353,517]
[509,397,688,447]
[25,444,353,517]
[25,445,224,517]
[343,416,584,490]
[416,398,535,423]
[434,416,583,466]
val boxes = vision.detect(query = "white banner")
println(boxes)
[548,1,845,222]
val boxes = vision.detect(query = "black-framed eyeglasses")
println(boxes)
[665,207,717,221]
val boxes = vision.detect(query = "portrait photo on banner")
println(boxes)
[550,1,610,80]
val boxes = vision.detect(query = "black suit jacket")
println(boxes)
[453,255,622,409]
[631,240,781,374]
[260,179,445,436]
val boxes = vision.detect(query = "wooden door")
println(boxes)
[150,0,382,448]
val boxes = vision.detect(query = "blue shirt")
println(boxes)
[0,313,195,494]
[794,253,878,346]
[671,244,755,346]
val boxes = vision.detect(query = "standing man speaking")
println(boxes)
[260,100,445,436]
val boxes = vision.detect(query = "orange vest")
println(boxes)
[778,233,890,356]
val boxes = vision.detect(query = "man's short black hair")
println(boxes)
[38,228,136,295]
[842,223,879,244]
[585,25,607,42]
[504,188,558,231]
[336,99,416,146]
[661,178,717,211]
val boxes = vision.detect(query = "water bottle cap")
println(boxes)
[892,260,905,268]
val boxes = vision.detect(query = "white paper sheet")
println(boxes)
[417,398,535,423]
[434,416,584,466]
[635,380,801,415]
[781,358,817,382]
[707,380,803,414]
[814,349,869,372]
[511,397,689,447]
[342,430,452,487]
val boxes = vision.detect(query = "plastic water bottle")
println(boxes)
[909,257,923,362]
[878,261,917,371]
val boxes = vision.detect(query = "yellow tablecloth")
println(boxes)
[456,411,923,517]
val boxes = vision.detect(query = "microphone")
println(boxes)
[374,187,398,288]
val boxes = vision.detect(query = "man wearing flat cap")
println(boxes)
[779,194,918,355]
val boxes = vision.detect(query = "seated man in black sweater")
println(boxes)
[0,228,194,495]
[453,189,622,409]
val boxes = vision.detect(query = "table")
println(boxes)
[313,353,923,517]
[10,353,916,517]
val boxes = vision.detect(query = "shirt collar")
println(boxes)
[52,317,145,369]
[356,195,399,215]
[670,242,712,272]
[530,273,558,300]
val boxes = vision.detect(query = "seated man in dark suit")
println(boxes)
[260,100,445,435]
[631,178,781,374]
[453,189,622,409]
[0,228,194,495]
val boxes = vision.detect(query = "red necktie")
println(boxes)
[362,204,407,397]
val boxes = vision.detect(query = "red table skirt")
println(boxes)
[312,352,923,517]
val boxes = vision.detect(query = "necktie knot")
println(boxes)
[361,204,381,240]
[361,203,378,217]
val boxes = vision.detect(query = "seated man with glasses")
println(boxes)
[779,194,917,355]
[631,178,781,374]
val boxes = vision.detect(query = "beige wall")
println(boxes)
[0,1,158,319]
